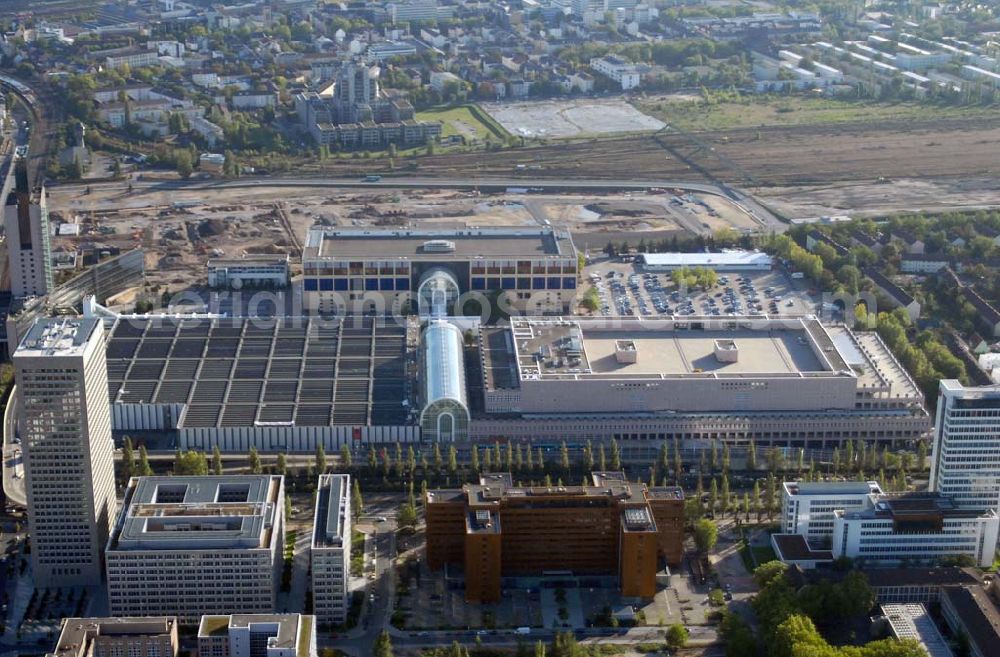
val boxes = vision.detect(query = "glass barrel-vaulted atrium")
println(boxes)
[420,320,469,442]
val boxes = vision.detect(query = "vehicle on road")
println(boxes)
[363,175,382,182]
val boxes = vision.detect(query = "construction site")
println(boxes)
[45,185,762,299]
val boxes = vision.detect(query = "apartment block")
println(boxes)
[47,617,179,657]
[930,381,1000,511]
[197,614,316,657]
[426,472,684,602]
[14,318,116,587]
[106,476,285,623]
[782,481,883,546]
[311,475,352,626]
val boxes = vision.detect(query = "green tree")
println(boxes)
[694,519,718,553]
[665,624,689,651]
[374,630,394,657]
[248,446,262,474]
[746,439,757,471]
[434,443,443,473]
[212,445,223,475]
[916,441,927,471]
[340,444,352,469]
[138,445,153,476]
[720,473,731,517]
[174,450,208,476]
[351,479,363,520]
[609,439,621,471]
[276,452,287,476]
[559,441,570,472]
[175,149,193,178]
[471,446,480,472]
[720,611,756,657]
[316,443,327,474]
[122,437,136,481]
[398,499,418,529]
[448,445,458,474]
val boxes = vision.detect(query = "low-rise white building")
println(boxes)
[312,475,352,627]
[106,476,285,623]
[590,55,641,90]
[197,614,316,657]
[831,494,999,568]
[782,481,882,546]
[207,254,290,289]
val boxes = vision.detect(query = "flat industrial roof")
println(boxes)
[303,227,575,260]
[17,317,100,357]
[488,316,852,385]
[110,475,282,551]
[313,474,350,549]
[638,251,773,268]
[104,316,409,428]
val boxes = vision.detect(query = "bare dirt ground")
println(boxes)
[313,116,1000,191]
[756,177,1000,220]
[46,185,758,295]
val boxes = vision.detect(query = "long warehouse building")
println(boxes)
[90,312,929,452]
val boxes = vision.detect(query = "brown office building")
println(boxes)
[425,472,685,602]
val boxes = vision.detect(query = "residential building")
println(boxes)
[311,475,352,626]
[781,481,883,546]
[590,55,641,90]
[831,493,999,568]
[865,268,921,321]
[47,617,179,657]
[197,614,316,657]
[231,94,277,110]
[386,0,453,25]
[295,61,441,149]
[106,475,285,623]
[5,159,53,298]
[100,47,160,70]
[14,318,116,587]
[207,255,290,289]
[930,381,1000,511]
[425,472,684,602]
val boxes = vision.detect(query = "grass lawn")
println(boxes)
[637,95,1000,131]
[417,105,501,142]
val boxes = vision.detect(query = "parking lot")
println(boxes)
[582,261,818,318]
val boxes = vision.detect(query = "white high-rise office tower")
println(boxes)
[930,380,1000,510]
[14,317,116,586]
[4,159,53,299]
[311,474,352,626]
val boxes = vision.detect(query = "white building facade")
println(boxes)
[312,475,352,626]
[4,160,53,298]
[106,476,285,623]
[782,481,882,546]
[197,614,316,657]
[831,496,999,568]
[930,380,1000,511]
[14,318,117,586]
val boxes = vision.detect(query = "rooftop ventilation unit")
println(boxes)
[422,240,456,253]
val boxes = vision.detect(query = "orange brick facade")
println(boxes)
[425,472,685,603]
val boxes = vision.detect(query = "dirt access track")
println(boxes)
[398,116,1000,187]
